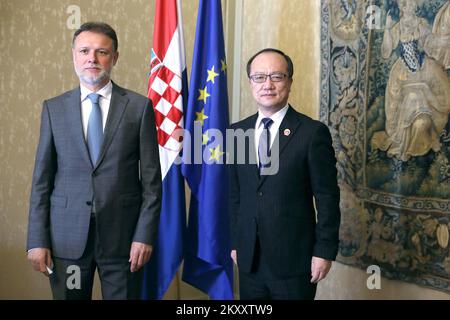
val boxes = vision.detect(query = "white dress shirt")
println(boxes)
[254,104,289,164]
[80,81,113,139]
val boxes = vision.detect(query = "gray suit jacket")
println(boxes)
[27,82,162,260]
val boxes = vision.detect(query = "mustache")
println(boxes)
[84,64,104,69]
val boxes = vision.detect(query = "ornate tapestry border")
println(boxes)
[358,188,450,213]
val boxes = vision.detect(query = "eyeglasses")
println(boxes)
[249,73,288,83]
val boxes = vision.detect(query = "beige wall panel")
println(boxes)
[239,0,320,121]
[0,0,199,299]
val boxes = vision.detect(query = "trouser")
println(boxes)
[239,236,316,300]
[49,217,143,300]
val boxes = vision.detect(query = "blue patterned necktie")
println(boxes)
[258,117,274,172]
[87,93,103,165]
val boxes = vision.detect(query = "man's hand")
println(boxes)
[310,256,332,283]
[230,250,237,265]
[27,248,53,276]
[129,242,153,272]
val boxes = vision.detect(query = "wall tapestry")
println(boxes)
[320,0,450,291]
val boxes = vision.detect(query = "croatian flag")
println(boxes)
[141,0,187,300]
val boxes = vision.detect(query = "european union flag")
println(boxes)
[181,0,234,300]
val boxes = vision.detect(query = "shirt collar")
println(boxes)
[80,81,113,102]
[256,104,289,128]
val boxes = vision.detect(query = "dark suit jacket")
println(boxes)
[27,82,162,260]
[229,106,340,277]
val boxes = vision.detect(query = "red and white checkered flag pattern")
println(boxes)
[148,65,183,152]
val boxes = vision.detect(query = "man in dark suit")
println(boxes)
[229,48,340,300]
[26,22,162,299]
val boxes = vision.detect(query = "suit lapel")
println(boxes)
[65,87,92,166]
[243,113,260,181]
[93,83,128,170]
[276,106,301,158]
[258,105,301,187]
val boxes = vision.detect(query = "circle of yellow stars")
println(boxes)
[195,59,227,162]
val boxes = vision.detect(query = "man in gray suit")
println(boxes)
[26,22,162,299]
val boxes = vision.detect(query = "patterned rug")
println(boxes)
[320,0,450,292]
